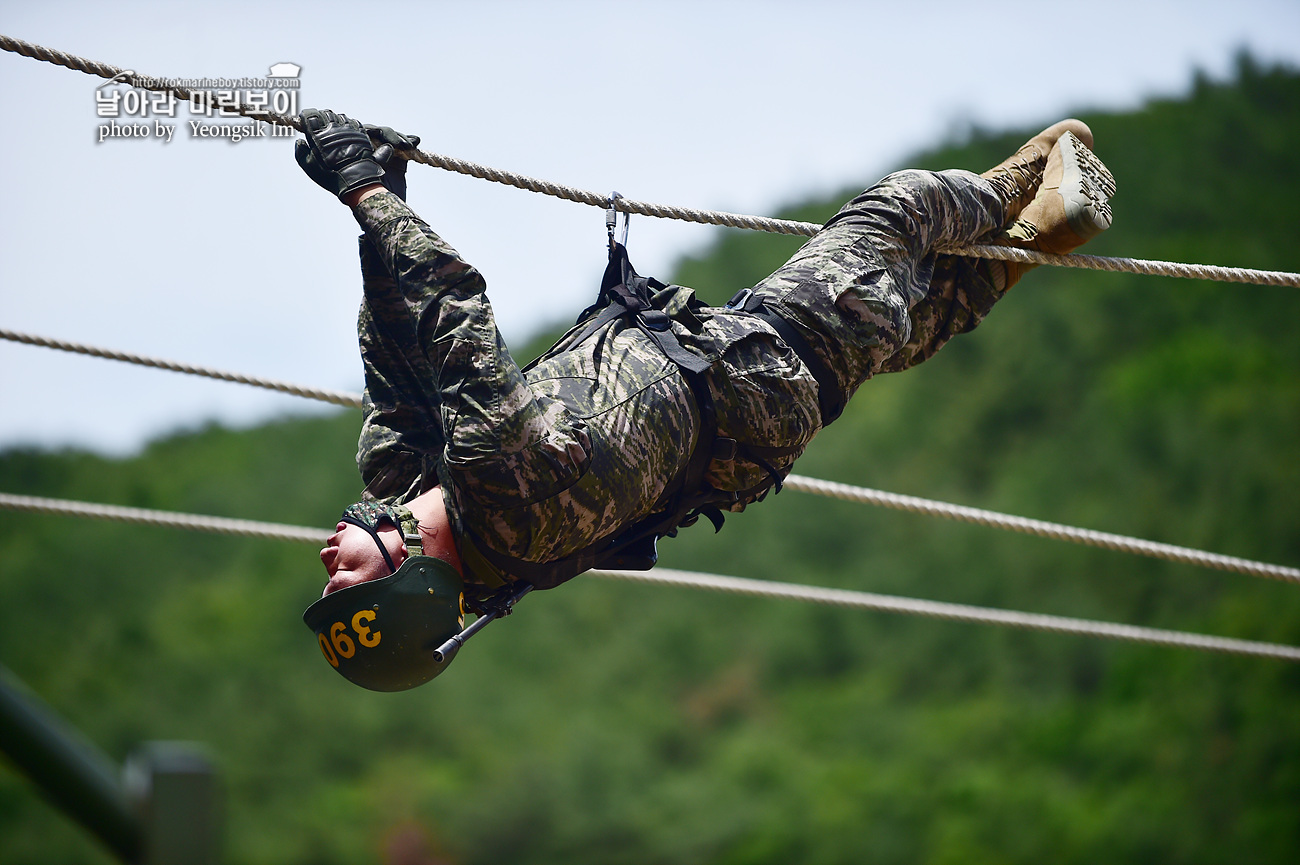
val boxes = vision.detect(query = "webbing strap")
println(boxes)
[599,244,711,375]
[467,246,722,588]
[727,289,846,425]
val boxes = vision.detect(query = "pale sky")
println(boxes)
[2,0,1298,455]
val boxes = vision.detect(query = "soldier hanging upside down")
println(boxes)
[295,108,1116,690]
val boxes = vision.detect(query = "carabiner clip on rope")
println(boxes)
[606,191,629,256]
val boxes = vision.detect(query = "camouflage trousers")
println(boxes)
[348,169,1009,585]
[752,168,1008,404]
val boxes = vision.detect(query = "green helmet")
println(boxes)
[303,555,465,692]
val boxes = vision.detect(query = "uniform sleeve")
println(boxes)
[353,234,444,500]
[351,192,591,509]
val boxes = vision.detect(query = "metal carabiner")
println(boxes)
[606,191,629,252]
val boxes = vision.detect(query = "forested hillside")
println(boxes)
[2,56,1298,864]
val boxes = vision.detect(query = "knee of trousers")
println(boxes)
[860,168,946,205]
[822,169,950,237]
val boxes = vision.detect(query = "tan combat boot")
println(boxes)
[980,119,1094,220]
[990,130,1116,291]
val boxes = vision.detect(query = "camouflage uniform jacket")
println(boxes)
[351,170,1008,591]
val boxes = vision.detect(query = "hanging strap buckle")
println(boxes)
[726,288,756,310]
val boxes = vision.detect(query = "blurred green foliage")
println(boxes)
[2,55,1299,864]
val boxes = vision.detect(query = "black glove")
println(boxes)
[294,108,386,201]
[365,124,422,201]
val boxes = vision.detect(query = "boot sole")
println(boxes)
[1058,131,1116,240]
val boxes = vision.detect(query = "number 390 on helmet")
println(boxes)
[302,555,466,692]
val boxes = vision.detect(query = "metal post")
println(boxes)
[0,663,143,862]
[0,665,220,864]
[124,742,220,865]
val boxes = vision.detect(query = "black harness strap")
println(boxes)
[467,245,723,588]
[726,288,846,426]
[470,256,843,589]
[573,243,711,375]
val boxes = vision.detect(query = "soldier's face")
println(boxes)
[319,521,406,597]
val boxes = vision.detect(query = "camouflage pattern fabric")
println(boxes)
[350,168,1011,589]
[752,169,1008,395]
[339,499,423,557]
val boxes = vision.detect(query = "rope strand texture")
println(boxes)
[5,325,1297,585]
[0,34,301,131]
[588,567,1300,662]
[0,328,363,409]
[0,491,1294,662]
[945,244,1300,287]
[780,476,1300,584]
[0,492,325,544]
[4,32,1299,286]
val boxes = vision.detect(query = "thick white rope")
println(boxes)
[5,325,1297,585]
[780,476,1300,585]
[4,33,1299,287]
[0,328,364,408]
[0,34,304,129]
[588,568,1300,662]
[941,244,1300,287]
[0,492,325,544]
[0,491,1294,661]
[406,148,821,236]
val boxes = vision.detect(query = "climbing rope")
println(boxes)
[0,34,303,128]
[780,476,1300,584]
[588,567,1300,663]
[937,244,1300,288]
[0,328,363,409]
[1,491,1295,662]
[0,492,323,544]
[4,33,1299,287]
[5,324,1297,585]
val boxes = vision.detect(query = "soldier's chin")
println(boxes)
[322,569,383,598]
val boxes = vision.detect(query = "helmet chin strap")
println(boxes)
[338,501,427,577]
[311,502,521,690]
[340,515,399,575]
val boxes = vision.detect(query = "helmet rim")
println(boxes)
[303,555,465,692]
